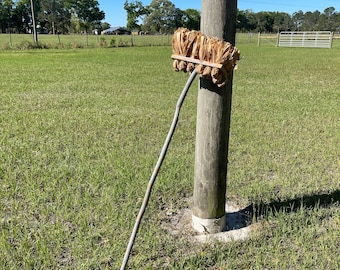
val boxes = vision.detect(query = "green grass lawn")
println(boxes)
[0,40,339,269]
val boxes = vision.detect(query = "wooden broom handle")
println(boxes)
[171,54,223,69]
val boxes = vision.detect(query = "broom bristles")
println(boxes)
[172,28,240,87]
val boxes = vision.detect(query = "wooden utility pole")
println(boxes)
[192,0,237,233]
[30,0,38,45]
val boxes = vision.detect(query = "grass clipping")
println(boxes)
[172,27,240,87]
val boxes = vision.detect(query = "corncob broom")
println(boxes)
[121,28,239,269]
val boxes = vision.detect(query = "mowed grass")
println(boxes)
[0,39,339,269]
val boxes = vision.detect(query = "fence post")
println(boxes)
[330,32,334,48]
[192,0,237,233]
[9,31,12,47]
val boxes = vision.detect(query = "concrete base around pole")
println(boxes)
[195,225,251,243]
[193,202,254,243]
[192,214,226,234]
[160,200,255,244]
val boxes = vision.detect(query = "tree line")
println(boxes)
[0,0,105,34]
[1,0,339,35]
[125,0,339,34]
[238,7,339,33]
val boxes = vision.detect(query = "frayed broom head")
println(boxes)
[172,28,240,87]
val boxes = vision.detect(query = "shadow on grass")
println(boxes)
[227,190,340,231]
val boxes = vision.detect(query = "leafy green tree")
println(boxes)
[101,21,110,30]
[0,0,14,33]
[66,0,105,32]
[334,12,340,32]
[38,0,71,34]
[237,9,257,32]
[124,0,149,30]
[173,7,185,29]
[0,1,6,32]
[11,0,31,33]
[314,7,339,31]
[301,11,320,31]
[79,0,104,31]
[255,12,274,32]
[292,10,304,30]
[143,0,180,34]
[273,12,292,32]
[316,14,327,30]
[237,9,249,32]
[182,8,200,30]
[322,7,336,31]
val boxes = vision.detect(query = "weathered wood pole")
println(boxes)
[30,0,38,45]
[192,0,237,233]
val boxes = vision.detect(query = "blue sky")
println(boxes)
[99,0,340,27]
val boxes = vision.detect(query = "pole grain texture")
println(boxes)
[192,0,237,233]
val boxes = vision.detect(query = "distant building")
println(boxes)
[101,27,131,35]
[131,29,141,35]
[27,25,49,34]
[93,29,101,35]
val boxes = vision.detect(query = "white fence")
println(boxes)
[278,31,333,48]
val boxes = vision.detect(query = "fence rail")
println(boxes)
[278,31,333,48]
